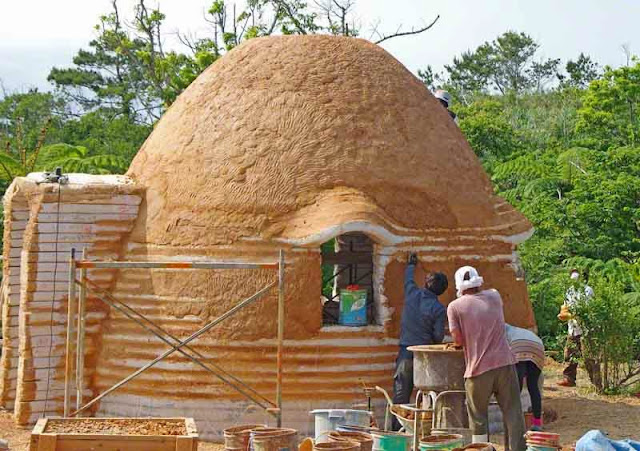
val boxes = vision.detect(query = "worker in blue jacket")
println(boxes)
[392,252,448,430]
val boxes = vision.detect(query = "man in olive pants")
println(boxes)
[448,266,526,450]
[465,366,526,447]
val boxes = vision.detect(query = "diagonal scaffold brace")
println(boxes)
[64,250,286,428]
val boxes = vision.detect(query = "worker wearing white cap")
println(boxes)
[433,89,459,125]
[447,266,526,450]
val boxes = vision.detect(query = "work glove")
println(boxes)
[408,252,418,266]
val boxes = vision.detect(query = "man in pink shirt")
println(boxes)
[448,266,526,450]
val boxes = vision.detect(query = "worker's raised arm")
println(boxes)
[404,253,419,297]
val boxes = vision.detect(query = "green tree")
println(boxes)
[457,98,524,167]
[490,31,540,93]
[529,58,561,93]
[562,53,601,88]
[59,110,151,164]
[442,31,560,98]
[0,141,127,182]
[50,0,439,123]
[576,60,640,149]
[569,261,640,393]
[48,0,211,123]
[0,90,63,150]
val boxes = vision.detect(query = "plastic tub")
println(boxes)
[250,427,298,451]
[311,410,371,441]
[315,441,360,451]
[419,434,464,450]
[370,431,412,451]
[224,424,266,451]
[430,429,471,446]
[336,425,378,434]
[459,444,495,451]
[329,431,374,451]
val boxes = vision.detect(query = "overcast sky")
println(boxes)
[1,0,639,93]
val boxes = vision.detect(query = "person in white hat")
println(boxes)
[558,268,595,387]
[433,89,459,125]
[447,266,526,450]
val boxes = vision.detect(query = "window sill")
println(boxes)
[320,324,385,333]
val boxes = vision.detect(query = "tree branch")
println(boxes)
[266,3,281,35]
[176,31,198,54]
[272,0,308,34]
[373,14,440,45]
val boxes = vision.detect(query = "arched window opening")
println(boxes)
[321,233,375,326]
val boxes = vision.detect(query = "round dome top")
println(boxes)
[127,35,530,246]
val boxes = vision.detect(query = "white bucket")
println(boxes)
[310,410,371,441]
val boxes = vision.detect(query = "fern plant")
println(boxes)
[0,118,128,181]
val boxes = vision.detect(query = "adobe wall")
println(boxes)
[88,219,532,439]
[0,175,143,424]
[0,180,534,439]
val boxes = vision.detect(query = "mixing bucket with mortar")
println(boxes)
[407,345,468,432]
[406,345,465,392]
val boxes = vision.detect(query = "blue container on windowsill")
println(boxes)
[339,286,368,326]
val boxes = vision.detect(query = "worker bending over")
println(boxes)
[447,266,526,450]
[505,323,545,431]
[392,252,448,430]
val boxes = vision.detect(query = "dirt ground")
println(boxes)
[493,360,640,449]
[0,361,637,450]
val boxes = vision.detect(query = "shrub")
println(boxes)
[573,273,640,393]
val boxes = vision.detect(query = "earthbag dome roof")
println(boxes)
[126,35,531,247]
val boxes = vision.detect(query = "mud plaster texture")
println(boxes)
[2,36,536,439]
[120,34,534,338]
[126,35,530,247]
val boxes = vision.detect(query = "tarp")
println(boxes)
[576,430,640,451]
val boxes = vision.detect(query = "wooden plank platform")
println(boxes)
[29,417,198,450]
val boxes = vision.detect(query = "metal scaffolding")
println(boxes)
[63,249,286,426]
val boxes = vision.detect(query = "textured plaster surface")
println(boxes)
[3,36,535,439]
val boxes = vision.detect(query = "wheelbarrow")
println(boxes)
[375,386,433,434]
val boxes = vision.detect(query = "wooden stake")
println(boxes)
[276,249,285,427]
[75,249,86,413]
[64,248,76,417]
